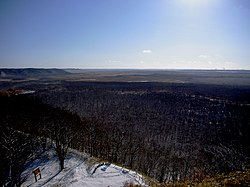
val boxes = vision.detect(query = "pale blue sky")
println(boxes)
[0,0,250,69]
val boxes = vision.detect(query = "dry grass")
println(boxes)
[126,170,250,187]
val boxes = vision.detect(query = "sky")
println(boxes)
[0,0,250,69]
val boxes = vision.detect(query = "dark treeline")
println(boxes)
[1,81,250,185]
[0,92,87,186]
[34,82,250,183]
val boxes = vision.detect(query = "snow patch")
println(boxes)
[22,149,147,187]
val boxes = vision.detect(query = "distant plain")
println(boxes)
[1,69,250,86]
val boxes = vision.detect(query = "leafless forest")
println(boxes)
[1,69,250,186]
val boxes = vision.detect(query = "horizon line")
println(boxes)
[0,67,250,71]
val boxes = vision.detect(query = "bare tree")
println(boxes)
[1,127,33,187]
[50,111,81,171]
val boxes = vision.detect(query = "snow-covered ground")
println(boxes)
[22,149,147,187]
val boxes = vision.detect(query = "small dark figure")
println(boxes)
[32,168,42,182]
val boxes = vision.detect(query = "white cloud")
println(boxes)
[142,49,152,54]
[140,61,145,64]
[108,60,121,63]
[198,54,209,58]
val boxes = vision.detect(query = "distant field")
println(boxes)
[62,69,250,86]
[1,69,250,86]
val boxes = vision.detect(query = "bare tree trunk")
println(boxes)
[59,157,65,171]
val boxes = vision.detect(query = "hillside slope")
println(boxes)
[21,148,147,187]
[0,68,69,78]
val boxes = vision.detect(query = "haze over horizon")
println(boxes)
[0,0,250,70]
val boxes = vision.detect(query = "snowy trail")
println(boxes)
[22,149,147,187]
